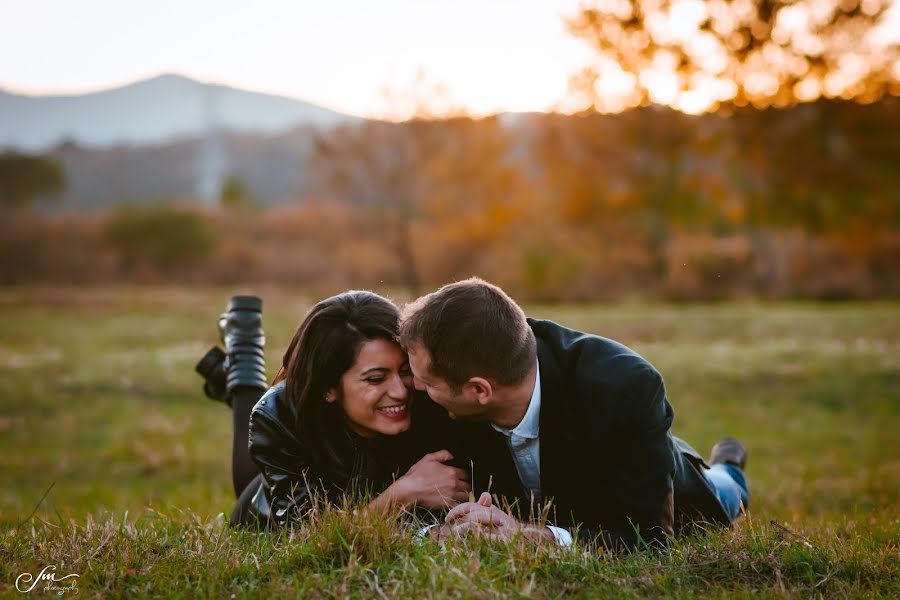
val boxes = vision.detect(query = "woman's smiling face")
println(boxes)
[329,337,414,438]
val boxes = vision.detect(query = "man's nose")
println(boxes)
[413,377,426,391]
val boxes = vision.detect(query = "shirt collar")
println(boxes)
[492,357,541,439]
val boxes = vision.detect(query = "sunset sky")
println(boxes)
[1,0,898,118]
[0,0,593,118]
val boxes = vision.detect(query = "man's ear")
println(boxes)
[465,377,493,406]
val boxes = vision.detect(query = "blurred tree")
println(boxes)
[530,95,900,289]
[310,73,526,291]
[735,98,900,258]
[220,174,254,211]
[311,121,426,292]
[310,73,463,292]
[533,109,730,239]
[0,152,66,208]
[565,0,900,112]
[311,117,524,291]
[104,204,218,273]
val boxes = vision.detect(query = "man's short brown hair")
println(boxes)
[400,277,536,390]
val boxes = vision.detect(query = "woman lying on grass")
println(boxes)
[197,291,472,528]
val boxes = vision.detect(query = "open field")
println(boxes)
[1,287,898,597]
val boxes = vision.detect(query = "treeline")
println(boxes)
[2,98,899,300]
[2,202,896,300]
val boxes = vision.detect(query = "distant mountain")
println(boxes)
[0,74,358,151]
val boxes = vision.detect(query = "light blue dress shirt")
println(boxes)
[491,359,573,547]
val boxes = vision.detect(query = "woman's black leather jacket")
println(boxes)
[240,381,433,527]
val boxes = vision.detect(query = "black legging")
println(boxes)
[231,386,265,498]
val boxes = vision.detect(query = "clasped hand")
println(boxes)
[382,453,555,543]
[436,492,555,543]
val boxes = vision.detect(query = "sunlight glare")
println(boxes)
[593,59,640,111]
[794,76,822,101]
[643,70,680,105]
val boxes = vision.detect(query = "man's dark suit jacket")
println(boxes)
[452,318,731,552]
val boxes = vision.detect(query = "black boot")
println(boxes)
[219,295,268,396]
[195,295,268,404]
[195,346,229,404]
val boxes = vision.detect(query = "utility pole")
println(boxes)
[195,83,225,205]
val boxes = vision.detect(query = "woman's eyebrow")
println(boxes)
[359,367,389,376]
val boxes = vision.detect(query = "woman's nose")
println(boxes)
[388,373,409,399]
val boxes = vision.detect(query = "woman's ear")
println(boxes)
[324,387,338,403]
[466,377,493,406]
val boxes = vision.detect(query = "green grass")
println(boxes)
[1,287,898,597]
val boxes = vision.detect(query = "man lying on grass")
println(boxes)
[400,278,750,552]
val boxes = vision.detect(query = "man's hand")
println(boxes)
[444,492,555,543]
[383,450,472,511]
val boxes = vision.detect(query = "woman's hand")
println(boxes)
[375,450,472,512]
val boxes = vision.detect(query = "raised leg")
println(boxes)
[231,386,264,498]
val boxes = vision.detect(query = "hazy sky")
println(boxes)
[2,0,897,118]
[0,0,594,118]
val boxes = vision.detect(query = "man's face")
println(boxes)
[407,344,487,420]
